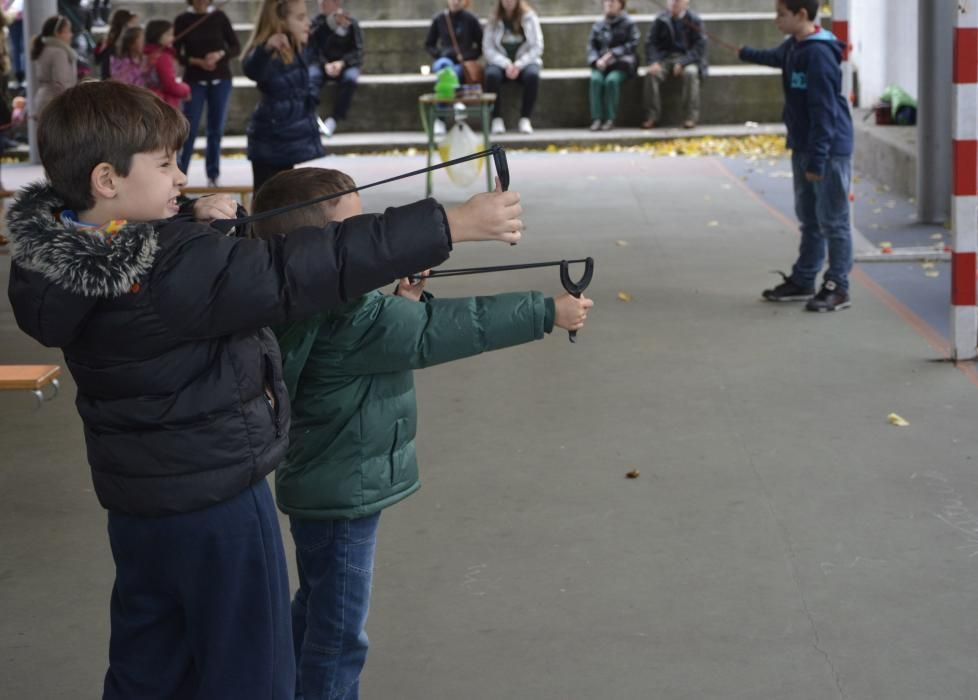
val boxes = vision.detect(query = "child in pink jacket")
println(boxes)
[144,19,190,109]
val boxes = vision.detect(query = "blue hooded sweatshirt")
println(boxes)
[740,29,853,176]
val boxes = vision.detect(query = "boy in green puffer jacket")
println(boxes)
[252,167,593,700]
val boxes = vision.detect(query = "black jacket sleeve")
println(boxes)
[425,16,444,59]
[150,200,453,339]
[344,20,364,67]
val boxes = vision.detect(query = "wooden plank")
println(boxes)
[0,365,61,391]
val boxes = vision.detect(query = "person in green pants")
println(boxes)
[586,0,639,130]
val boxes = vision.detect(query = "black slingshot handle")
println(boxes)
[560,257,594,343]
[492,147,517,246]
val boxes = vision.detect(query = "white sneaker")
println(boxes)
[433,118,447,137]
[318,116,337,138]
[518,117,534,134]
[491,117,506,135]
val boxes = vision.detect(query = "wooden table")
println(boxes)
[418,92,497,197]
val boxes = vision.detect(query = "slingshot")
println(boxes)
[211,145,510,235]
[410,257,595,343]
[207,145,593,342]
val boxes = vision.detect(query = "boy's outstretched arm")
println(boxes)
[738,41,788,68]
[151,199,453,340]
[323,291,593,376]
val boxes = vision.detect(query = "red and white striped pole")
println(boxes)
[952,1,978,361]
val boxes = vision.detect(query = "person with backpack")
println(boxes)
[110,25,148,86]
[94,8,138,80]
[144,19,190,109]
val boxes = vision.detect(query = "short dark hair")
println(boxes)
[781,0,819,22]
[144,19,173,47]
[251,168,357,239]
[38,81,189,211]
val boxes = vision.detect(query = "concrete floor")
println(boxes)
[2,152,978,699]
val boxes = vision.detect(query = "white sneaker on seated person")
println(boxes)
[491,117,505,135]
[433,118,447,137]
[518,117,533,134]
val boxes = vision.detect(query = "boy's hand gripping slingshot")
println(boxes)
[411,258,594,343]
[208,146,593,342]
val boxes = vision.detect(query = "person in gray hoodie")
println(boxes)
[483,0,544,135]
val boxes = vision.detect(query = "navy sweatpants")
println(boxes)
[103,480,294,700]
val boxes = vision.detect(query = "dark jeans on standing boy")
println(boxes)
[788,151,853,291]
[103,480,294,700]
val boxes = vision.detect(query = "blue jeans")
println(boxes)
[432,56,463,80]
[790,151,853,291]
[9,19,24,82]
[290,513,381,700]
[179,78,233,181]
[104,481,294,700]
[324,66,359,121]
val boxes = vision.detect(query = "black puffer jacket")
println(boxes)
[6,184,452,516]
[244,44,325,167]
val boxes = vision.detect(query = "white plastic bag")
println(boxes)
[438,121,484,187]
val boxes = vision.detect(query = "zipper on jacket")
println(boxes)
[262,353,283,438]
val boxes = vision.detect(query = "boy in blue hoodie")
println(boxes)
[740,0,854,312]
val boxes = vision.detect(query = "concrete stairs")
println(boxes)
[97,1,785,140]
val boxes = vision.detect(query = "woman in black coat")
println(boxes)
[244,0,325,192]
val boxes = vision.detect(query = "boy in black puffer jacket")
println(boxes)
[5,81,523,700]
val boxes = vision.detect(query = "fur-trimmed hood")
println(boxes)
[7,182,159,298]
[6,182,160,347]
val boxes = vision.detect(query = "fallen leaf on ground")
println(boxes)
[887,413,910,427]
[626,470,641,479]
[615,240,629,247]
[617,292,633,302]
[921,261,936,269]
[707,220,720,227]
[931,233,944,240]
[925,270,940,278]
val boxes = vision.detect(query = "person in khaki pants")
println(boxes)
[642,0,707,129]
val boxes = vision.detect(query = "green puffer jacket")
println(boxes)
[275,289,555,519]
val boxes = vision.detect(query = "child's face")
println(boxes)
[447,0,467,13]
[328,193,362,223]
[57,22,73,43]
[285,1,310,45]
[603,0,623,19]
[113,149,187,220]
[160,28,175,47]
[774,2,810,36]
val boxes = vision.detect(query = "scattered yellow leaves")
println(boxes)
[617,292,633,302]
[887,413,910,427]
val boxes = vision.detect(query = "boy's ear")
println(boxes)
[90,162,120,201]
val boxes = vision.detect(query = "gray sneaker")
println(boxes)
[762,272,815,302]
[805,280,851,312]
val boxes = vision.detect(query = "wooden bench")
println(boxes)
[0,365,62,407]
[182,185,254,210]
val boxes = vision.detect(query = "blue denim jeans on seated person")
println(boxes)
[290,513,381,700]
[789,151,853,291]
